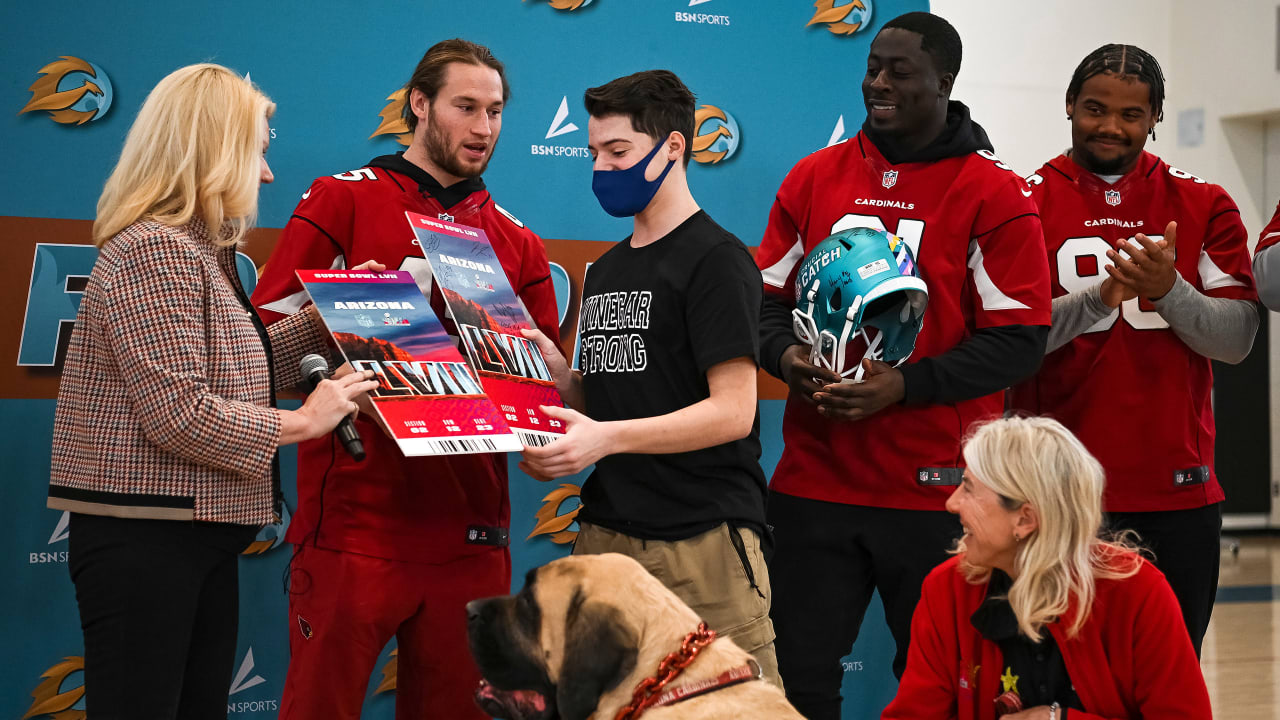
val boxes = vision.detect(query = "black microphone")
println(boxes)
[300,354,366,461]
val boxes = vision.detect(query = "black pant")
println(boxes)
[1106,502,1222,657]
[68,513,257,720]
[767,491,961,720]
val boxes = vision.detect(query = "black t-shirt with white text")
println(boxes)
[577,210,765,541]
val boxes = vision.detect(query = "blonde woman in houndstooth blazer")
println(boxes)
[47,64,380,720]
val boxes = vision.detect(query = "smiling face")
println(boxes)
[411,61,504,185]
[1067,71,1157,175]
[862,27,952,150]
[946,471,1027,575]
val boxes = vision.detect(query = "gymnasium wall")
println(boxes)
[931,0,1278,526]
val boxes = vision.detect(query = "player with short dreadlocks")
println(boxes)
[1012,43,1259,656]
[1067,44,1166,145]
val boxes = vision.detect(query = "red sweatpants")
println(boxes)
[280,543,510,720]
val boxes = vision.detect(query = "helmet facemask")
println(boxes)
[793,278,927,382]
[790,227,929,384]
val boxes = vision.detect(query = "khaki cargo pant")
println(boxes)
[573,521,782,689]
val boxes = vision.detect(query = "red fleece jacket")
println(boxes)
[883,553,1211,720]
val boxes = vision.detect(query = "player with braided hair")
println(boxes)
[1066,44,1166,143]
[1012,44,1259,655]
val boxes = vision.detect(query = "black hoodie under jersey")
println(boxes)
[761,100,1047,405]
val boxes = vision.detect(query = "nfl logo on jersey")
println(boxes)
[438,212,455,222]
[882,170,898,189]
[1105,189,1121,206]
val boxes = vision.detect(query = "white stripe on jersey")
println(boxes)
[1199,249,1247,290]
[258,255,345,315]
[761,234,805,289]
[966,242,1030,311]
[493,203,525,228]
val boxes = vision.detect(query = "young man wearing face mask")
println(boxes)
[519,69,778,686]
[752,12,1051,717]
[1011,44,1258,657]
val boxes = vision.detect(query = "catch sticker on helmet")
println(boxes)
[792,227,928,382]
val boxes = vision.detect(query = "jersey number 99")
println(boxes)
[1056,235,1169,332]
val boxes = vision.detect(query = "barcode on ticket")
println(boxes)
[425,437,500,454]
[516,430,560,447]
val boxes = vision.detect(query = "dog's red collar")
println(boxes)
[644,659,762,710]
[614,622,762,720]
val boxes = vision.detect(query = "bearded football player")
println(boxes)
[1011,44,1259,657]
[251,39,562,720]
[753,11,1051,718]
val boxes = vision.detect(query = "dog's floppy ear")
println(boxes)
[556,588,639,720]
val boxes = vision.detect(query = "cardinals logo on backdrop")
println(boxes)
[807,0,874,35]
[527,483,582,544]
[370,88,412,146]
[19,57,113,125]
[691,105,740,165]
[22,656,84,720]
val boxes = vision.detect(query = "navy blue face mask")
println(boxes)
[591,140,676,218]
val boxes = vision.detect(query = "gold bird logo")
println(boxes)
[22,656,84,720]
[528,483,581,544]
[692,105,740,165]
[370,89,413,146]
[242,503,292,555]
[19,57,113,125]
[808,0,872,36]
[375,648,399,694]
[525,0,594,10]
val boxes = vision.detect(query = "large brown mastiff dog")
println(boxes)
[467,553,803,720]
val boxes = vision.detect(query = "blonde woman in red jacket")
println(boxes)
[48,64,379,720]
[883,416,1211,720]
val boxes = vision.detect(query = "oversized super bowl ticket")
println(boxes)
[405,212,566,447]
[296,269,522,456]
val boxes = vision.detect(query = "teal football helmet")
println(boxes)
[792,227,929,381]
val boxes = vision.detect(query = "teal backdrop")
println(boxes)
[1,1,926,717]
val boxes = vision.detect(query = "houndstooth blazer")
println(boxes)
[49,218,328,526]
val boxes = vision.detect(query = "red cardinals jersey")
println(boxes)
[756,133,1051,510]
[252,154,561,564]
[1010,152,1256,512]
